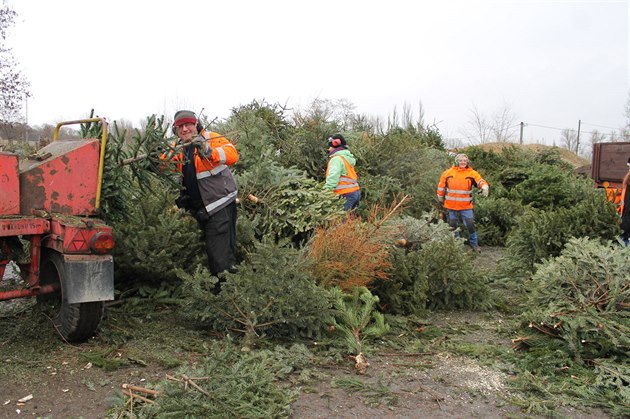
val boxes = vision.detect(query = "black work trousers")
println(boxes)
[195,201,237,276]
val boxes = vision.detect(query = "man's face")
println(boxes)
[176,122,198,143]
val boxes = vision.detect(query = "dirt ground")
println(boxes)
[0,248,611,418]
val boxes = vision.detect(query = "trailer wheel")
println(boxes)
[39,251,104,342]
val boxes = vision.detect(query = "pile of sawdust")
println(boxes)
[472,142,589,168]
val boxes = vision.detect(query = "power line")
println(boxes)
[524,122,618,137]
[581,121,622,131]
[444,120,625,142]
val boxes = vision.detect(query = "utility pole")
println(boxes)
[519,122,524,144]
[576,119,581,154]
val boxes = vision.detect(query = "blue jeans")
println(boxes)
[343,190,361,211]
[446,209,478,247]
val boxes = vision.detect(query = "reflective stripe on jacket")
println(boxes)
[326,154,359,195]
[437,165,488,210]
[161,130,239,216]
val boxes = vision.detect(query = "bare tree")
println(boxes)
[584,129,607,159]
[560,128,579,153]
[333,98,356,131]
[589,129,606,144]
[0,3,30,127]
[491,103,518,142]
[461,105,493,144]
[461,102,518,144]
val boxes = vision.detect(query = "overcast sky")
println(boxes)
[8,0,630,146]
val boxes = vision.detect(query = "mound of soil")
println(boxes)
[473,142,589,168]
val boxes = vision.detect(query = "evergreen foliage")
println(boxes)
[522,237,629,361]
[505,192,620,273]
[372,214,490,313]
[112,181,203,285]
[473,197,523,246]
[132,340,312,418]
[241,175,344,246]
[80,114,176,223]
[284,100,344,179]
[329,287,389,355]
[179,242,334,346]
[220,101,344,247]
[373,214,449,315]
[419,234,490,311]
[510,165,589,209]
[376,247,429,316]
[351,129,448,216]
[511,237,630,416]
[462,144,619,262]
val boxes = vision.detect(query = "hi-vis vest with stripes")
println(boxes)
[163,130,239,216]
[327,155,360,195]
[437,166,488,211]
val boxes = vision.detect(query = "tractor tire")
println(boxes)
[39,251,104,342]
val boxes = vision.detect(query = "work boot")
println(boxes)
[470,244,481,254]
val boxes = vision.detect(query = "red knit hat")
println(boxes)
[173,110,197,127]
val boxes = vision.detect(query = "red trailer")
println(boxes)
[591,142,630,212]
[0,118,114,342]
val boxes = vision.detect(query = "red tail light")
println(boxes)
[91,232,115,254]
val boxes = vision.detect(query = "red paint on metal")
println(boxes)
[19,138,100,216]
[48,217,113,254]
[68,229,89,252]
[0,260,7,280]
[26,235,41,287]
[0,217,50,237]
[0,153,20,215]
[0,283,60,301]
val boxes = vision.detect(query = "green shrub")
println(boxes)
[505,191,620,273]
[351,129,447,216]
[373,215,490,312]
[510,165,588,209]
[112,183,203,285]
[512,238,630,415]
[421,235,491,310]
[329,286,389,355]
[522,237,630,361]
[375,247,429,316]
[238,171,344,246]
[475,197,524,246]
[131,340,311,418]
[179,242,334,346]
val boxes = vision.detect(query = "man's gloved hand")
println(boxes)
[481,185,489,198]
[191,136,205,149]
[437,195,444,203]
[192,136,213,157]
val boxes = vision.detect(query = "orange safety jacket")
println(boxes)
[161,130,238,215]
[326,155,360,195]
[437,165,488,211]
[605,186,623,215]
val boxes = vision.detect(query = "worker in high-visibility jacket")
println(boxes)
[437,153,489,252]
[324,134,361,211]
[602,181,623,215]
[160,110,238,283]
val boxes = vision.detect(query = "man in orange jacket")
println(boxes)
[161,110,239,282]
[436,153,489,252]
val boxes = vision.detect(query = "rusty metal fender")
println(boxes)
[61,254,114,304]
